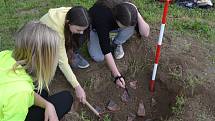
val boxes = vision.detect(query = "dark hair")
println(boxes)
[96,0,129,9]
[64,6,90,51]
[113,3,138,26]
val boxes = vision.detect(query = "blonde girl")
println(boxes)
[0,21,72,121]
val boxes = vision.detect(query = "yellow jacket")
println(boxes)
[0,50,34,121]
[40,7,79,88]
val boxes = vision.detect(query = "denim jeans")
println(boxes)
[88,26,135,62]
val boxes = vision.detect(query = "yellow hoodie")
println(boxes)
[40,7,79,88]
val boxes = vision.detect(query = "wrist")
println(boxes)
[114,75,124,84]
[112,72,121,77]
[75,84,81,90]
[45,101,52,109]
[73,83,80,89]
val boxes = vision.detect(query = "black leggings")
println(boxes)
[25,90,73,121]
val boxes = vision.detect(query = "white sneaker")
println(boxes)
[114,45,124,59]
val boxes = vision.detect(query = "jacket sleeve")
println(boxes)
[58,33,80,88]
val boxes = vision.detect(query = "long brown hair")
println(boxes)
[96,0,130,9]
[96,0,137,27]
[64,6,90,52]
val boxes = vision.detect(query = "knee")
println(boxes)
[92,56,104,62]
[61,91,73,107]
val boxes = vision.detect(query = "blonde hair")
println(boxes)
[13,21,59,93]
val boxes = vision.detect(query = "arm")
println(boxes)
[124,2,150,37]
[137,12,150,37]
[34,93,59,121]
[91,6,126,88]
[105,53,126,88]
[58,41,80,88]
[58,36,86,103]
[105,53,121,77]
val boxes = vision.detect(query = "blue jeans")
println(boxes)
[88,26,135,62]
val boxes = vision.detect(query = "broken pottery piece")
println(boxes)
[127,113,136,121]
[151,98,157,107]
[121,90,130,103]
[107,100,120,111]
[137,101,146,117]
[129,80,138,89]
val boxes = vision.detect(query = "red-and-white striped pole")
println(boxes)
[149,0,170,92]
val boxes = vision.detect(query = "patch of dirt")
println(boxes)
[16,8,39,15]
[50,28,215,121]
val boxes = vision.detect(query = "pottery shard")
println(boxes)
[107,100,120,111]
[121,90,130,103]
[151,98,157,107]
[137,102,146,117]
[127,113,136,121]
[129,80,138,89]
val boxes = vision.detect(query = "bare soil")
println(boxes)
[50,29,215,121]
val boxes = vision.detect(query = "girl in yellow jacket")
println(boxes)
[40,6,90,103]
[0,21,72,121]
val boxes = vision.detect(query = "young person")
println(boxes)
[0,21,72,121]
[88,0,150,88]
[40,6,90,103]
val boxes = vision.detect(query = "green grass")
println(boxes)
[134,0,215,43]
[172,95,185,116]
[80,110,91,121]
[0,0,96,51]
[0,0,214,51]
[103,114,111,121]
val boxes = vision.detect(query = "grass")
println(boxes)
[0,0,214,51]
[172,95,185,116]
[185,73,203,96]
[80,110,91,121]
[80,110,112,121]
[169,65,182,81]
[103,114,111,121]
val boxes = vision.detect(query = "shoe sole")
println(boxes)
[78,63,90,69]
[115,52,125,60]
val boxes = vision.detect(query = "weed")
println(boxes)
[172,95,185,116]
[103,114,111,121]
[185,73,202,96]
[80,111,91,121]
[169,65,183,81]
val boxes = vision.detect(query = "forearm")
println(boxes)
[104,53,121,77]
[34,92,49,109]
[58,61,80,88]
[137,12,150,37]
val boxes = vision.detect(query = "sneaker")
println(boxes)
[71,53,89,69]
[114,44,124,59]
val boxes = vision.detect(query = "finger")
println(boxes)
[82,98,86,104]
[121,80,126,87]
[117,80,124,88]
[119,79,125,88]
[80,97,84,104]
[44,114,48,121]
[79,97,82,103]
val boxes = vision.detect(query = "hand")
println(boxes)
[116,77,126,88]
[75,85,86,104]
[44,102,59,121]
